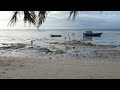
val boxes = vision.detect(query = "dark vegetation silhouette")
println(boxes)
[9,11,78,28]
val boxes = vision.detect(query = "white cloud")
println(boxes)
[0,11,120,29]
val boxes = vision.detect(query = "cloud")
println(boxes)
[41,11,120,29]
[1,11,120,29]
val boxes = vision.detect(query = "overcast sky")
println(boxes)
[0,11,120,29]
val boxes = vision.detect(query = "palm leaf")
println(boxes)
[9,11,103,28]
[9,11,48,28]
[23,11,36,25]
[37,11,48,28]
[68,11,78,20]
[8,11,19,26]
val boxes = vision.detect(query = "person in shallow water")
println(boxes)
[72,33,75,38]
[31,40,36,46]
[69,37,71,41]
[65,37,66,41]
[31,41,33,46]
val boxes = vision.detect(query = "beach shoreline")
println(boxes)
[0,37,120,79]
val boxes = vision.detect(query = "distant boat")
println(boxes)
[50,34,62,37]
[83,31,102,36]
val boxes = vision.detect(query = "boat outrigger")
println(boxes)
[83,31,102,36]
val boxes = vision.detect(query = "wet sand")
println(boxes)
[0,56,120,79]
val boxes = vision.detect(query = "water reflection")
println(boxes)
[83,36,93,41]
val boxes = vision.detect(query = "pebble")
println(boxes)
[73,47,75,49]
[2,72,5,73]
[20,65,23,67]
[5,68,9,70]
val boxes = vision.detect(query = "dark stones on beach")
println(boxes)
[0,43,26,50]
[61,40,95,47]
[39,48,51,53]
[1,51,4,53]
[49,57,51,59]
[73,47,75,49]
[20,65,23,67]
[85,43,92,46]
[65,46,71,50]
[2,72,5,73]
[95,53,97,55]
[54,49,64,54]
[49,42,59,44]
[11,43,26,49]
[4,68,9,70]
[61,40,82,45]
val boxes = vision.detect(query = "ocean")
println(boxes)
[0,29,120,46]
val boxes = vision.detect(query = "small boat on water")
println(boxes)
[50,34,62,37]
[83,31,102,36]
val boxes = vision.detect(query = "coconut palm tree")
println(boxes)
[9,11,78,28]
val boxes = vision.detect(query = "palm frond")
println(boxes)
[37,11,48,28]
[23,11,36,25]
[8,11,19,26]
[68,11,78,20]
[9,11,49,28]
[9,11,103,28]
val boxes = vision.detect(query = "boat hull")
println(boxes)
[50,35,62,37]
[83,33,102,36]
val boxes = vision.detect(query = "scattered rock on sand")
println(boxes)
[1,43,26,49]
[49,42,59,44]
[93,50,120,57]
[65,46,71,50]
[39,48,51,53]
[54,49,64,54]
[91,44,117,48]
[73,47,75,49]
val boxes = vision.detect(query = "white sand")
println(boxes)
[0,56,120,79]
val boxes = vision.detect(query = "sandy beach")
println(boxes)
[1,12,120,79]
[0,56,120,79]
[0,39,120,79]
